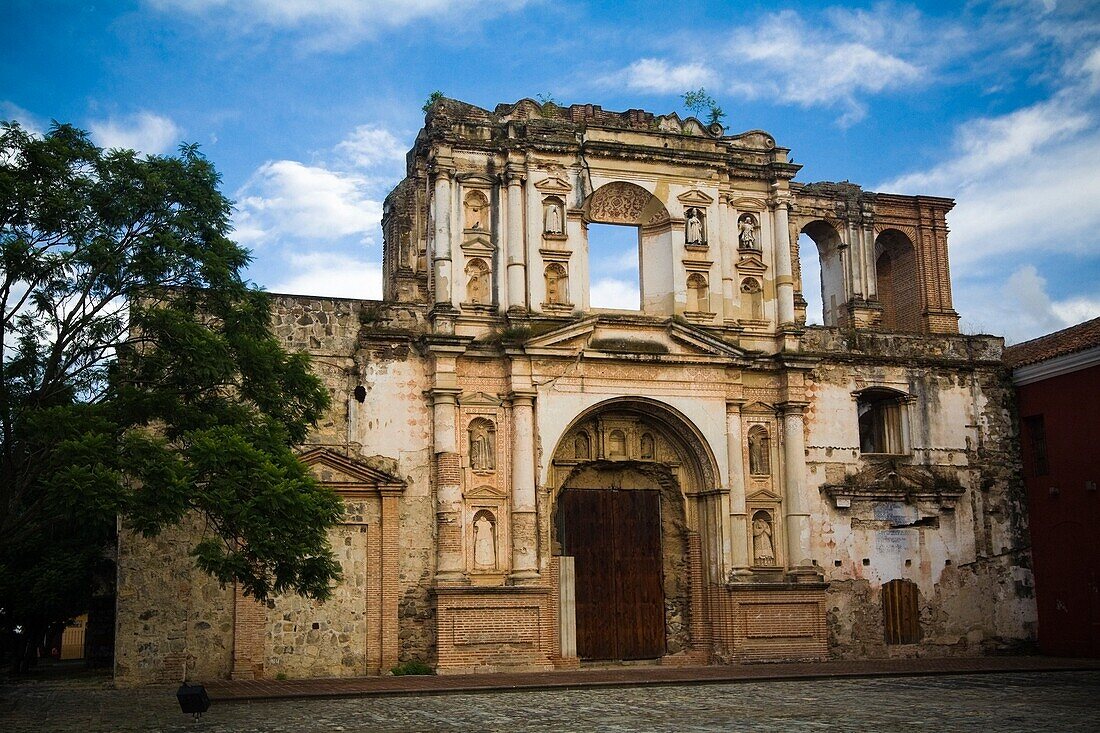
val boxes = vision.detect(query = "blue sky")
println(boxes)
[3,0,1098,343]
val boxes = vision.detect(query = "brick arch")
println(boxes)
[875,228,921,332]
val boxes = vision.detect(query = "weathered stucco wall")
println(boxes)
[801,328,1036,657]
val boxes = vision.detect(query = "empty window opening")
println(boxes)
[587,223,640,310]
[797,233,824,325]
[799,221,844,327]
[857,388,908,454]
[882,579,921,644]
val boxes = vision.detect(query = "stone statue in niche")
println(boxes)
[473,511,496,568]
[464,190,488,231]
[752,511,776,566]
[640,433,655,460]
[739,214,758,249]
[544,201,563,234]
[469,418,495,471]
[748,427,770,475]
[685,208,705,245]
[574,432,591,460]
[465,258,489,304]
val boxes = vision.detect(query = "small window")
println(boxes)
[1023,415,1048,476]
[857,388,907,454]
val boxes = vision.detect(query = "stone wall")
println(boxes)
[114,517,235,687]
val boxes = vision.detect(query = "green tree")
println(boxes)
[0,121,342,672]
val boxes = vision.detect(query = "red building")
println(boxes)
[1005,317,1100,657]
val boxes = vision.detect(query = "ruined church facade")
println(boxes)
[114,99,1035,684]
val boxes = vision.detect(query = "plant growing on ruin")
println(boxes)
[422,90,444,113]
[681,88,726,129]
[0,121,342,672]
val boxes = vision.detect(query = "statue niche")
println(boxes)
[465,257,490,305]
[464,190,489,231]
[468,417,496,472]
[738,213,759,250]
[544,263,569,306]
[685,207,706,246]
[543,197,564,235]
[748,426,770,476]
[472,510,497,569]
[741,278,764,321]
[686,273,709,313]
[752,510,776,566]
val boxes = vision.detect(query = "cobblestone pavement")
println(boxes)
[3,671,1099,732]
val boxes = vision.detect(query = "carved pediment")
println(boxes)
[457,173,497,187]
[466,484,506,500]
[747,488,781,501]
[731,197,767,210]
[741,400,776,414]
[677,189,715,206]
[459,391,503,406]
[737,251,767,272]
[822,459,964,510]
[460,233,495,255]
[298,447,405,495]
[535,176,572,194]
[521,316,748,361]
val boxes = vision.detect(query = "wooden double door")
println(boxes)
[558,488,665,660]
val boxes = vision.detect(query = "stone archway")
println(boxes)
[548,398,719,661]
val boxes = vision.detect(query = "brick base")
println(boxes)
[707,583,829,663]
[434,585,556,674]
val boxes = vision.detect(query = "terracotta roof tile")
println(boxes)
[1002,316,1100,368]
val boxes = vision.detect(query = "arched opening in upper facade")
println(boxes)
[798,220,845,327]
[582,182,672,314]
[547,397,720,661]
[875,228,920,332]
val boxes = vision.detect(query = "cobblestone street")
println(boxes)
[4,671,1099,732]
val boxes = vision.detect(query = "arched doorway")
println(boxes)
[548,398,719,661]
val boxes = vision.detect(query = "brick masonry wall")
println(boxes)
[434,586,556,674]
[707,585,829,663]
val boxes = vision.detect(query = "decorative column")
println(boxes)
[772,200,795,326]
[509,390,539,580]
[726,402,752,579]
[863,226,877,299]
[432,166,453,307]
[430,344,465,583]
[721,197,737,323]
[780,404,815,577]
[505,165,527,311]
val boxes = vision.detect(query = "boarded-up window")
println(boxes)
[882,579,920,644]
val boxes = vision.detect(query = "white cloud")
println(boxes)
[1,101,46,136]
[725,8,925,126]
[958,266,1100,343]
[150,0,530,48]
[88,111,182,155]
[612,59,718,94]
[590,278,639,310]
[270,251,383,300]
[233,160,382,246]
[883,96,1091,193]
[334,125,407,170]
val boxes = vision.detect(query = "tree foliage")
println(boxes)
[0,121,342,667]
